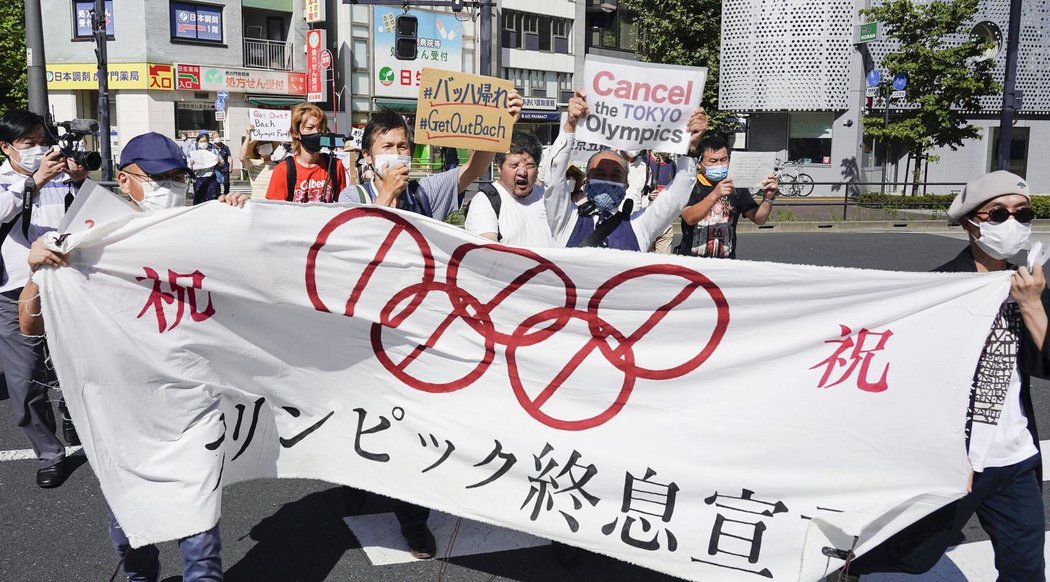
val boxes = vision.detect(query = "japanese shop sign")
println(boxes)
[248,108,292,142]
[373,7,463,99]
[415,69,515,153]
[46,63,157,90]
[40,203,1010,581]
[578,54,706,155]
[175,63,304,95]
[74,1,114,38]
[171,2,223,42]
[306,29,327,102]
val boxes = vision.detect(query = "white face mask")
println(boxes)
[969,218,1032,260]
[11,145,48,173]
[566,178,577,193]
[271,145,287,161]
[137,179,188,213]
[372,154,412,177]
[255,142,273,157]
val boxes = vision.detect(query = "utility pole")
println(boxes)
[25,0,48,117]
[879,81,891,194]
[995,0,1022,171]
[93,0,114,180]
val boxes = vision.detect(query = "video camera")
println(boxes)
[49,119,103,171]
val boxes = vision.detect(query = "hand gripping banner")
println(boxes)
[38,201,1011,581]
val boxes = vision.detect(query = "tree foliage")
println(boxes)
[0,0,28,112]
[619,0,732,133]
[862,0,999,189]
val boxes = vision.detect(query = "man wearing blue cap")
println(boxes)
[22,132,245,582]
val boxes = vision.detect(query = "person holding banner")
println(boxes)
[676,136,778,259]
[19,132,248,582]
[338,93,523,221]
[841,171,1049,582]
[542,91,707,251]
[265,103,346,203]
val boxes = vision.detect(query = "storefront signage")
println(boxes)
[46,63,165,90]
[176,64,307,96]
[374,7,463,99]
[171,2,223,42]
[149,64,174,90]
[305,0,326,23]
[74,1,114,38]
[522,97,556,110]
[307,29,328,102]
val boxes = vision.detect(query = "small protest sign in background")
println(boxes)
[248,108,292,142]
[577,55,706,155]
[415,68,514,153]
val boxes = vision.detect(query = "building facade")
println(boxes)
[720,0,1050,193]
[44,0,309,163]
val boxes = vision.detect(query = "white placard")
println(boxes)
[38,202,1011,581]
[727,151,778,192]
[577,55,706,155]
[248,108,292,142]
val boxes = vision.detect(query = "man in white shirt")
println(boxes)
[542,93,708,251]
[0,110,87,488]
[463,131,557,247]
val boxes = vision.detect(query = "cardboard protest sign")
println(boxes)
[349,127,364,150]
[415,68,514,153]
[577,55,706,155]
[727,151,778,192]
[248,108,292,142]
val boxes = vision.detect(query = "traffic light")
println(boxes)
[395,15,418,61]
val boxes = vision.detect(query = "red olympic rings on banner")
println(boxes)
[306,208,730,431]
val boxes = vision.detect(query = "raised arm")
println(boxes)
[455,91,524,193]
[633,155,698,250]
[544,91,587,244]
[239,125,254,164]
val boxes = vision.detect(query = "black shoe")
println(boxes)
[402,523,436,559]
[62,417,80,446]
[36,460,67,489]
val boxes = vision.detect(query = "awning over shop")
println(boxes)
[245,95,306,108]
[374,98,418,112]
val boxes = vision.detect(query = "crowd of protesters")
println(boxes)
[0,88,1045,582]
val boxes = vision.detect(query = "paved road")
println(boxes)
[1,232,1047,582]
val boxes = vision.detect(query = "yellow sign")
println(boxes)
[46,63,174,90]
[415,68,514,153]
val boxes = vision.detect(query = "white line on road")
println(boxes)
[0,446,82,462]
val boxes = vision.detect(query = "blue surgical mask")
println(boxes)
[586,179,627,213]
[703,164,729,181]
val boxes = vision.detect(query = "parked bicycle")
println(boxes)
[774,158,814,197]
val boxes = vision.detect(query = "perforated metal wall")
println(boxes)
[721,0,1050,113]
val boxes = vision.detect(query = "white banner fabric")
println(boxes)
[576,54,706,155]
[38,202,1010,582]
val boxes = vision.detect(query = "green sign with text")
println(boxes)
[856,22,880,43]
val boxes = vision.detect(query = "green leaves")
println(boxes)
[862,0,999,156]
[0,1,28,111]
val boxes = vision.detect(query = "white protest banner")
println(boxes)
[248,108,291,142]
[577,54,706,155]
[39,203,1009,581]
[59,179,136,233]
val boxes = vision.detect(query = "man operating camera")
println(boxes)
[0,109,88,488]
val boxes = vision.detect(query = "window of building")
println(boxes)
[988,126,1029,178]
[553,19,569,54]
[170,2,224,43]
[73,1,114,40]
[788,113,833,164]
[590,6,639,52]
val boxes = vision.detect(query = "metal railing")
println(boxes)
[243,38,292,71]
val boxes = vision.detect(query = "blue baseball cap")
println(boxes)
[119,132,191,175]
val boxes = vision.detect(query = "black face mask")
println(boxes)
[299,133,322,153]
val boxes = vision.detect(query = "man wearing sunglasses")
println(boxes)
[845,170,1049,581]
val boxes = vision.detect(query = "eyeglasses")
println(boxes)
[975,206,1036,224]
[125,171,192,187]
